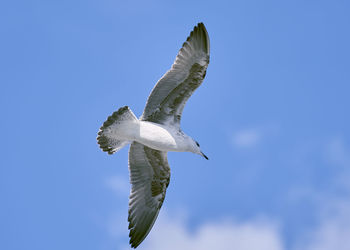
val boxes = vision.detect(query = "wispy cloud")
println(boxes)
[292,137,350,250]
[107,137,350,250]
[232,128,262,148]
[295,199,350,250]
[327,137,350,168]
[105,175,130,197]
[326,137,350,191]
[141,211,284,250]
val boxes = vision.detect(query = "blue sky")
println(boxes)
[1,0,350,249]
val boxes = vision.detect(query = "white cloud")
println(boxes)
[105,175,130,196]
[141,211,284,250]
[232,129,261,148]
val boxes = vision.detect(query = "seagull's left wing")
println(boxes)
[127,142,171,248]
[141,23,210,128]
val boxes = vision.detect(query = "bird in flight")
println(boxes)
[97,22,210,248]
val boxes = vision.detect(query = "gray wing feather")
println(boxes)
[141,23,210,127]
[128,142,170,248]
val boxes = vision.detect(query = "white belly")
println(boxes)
[111,120,189,152]
[116,120,186,151]
[137,121,186,151]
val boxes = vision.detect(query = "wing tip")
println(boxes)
[129,232,142,248]
[192,22,210,55]
[127,198,162,248]
[128,225,148,249]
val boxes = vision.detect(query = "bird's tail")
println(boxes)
[97,106,138,155]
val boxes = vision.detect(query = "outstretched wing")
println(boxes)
[128,142,171,248]
[141,23,210,128]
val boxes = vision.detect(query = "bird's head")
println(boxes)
[189,138,208,160]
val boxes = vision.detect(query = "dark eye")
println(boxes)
[195,141,200,147]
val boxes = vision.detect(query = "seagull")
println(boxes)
[97,23,210,248]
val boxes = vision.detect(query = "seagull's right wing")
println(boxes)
[141,23,210,128]
[127,142,171,248]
